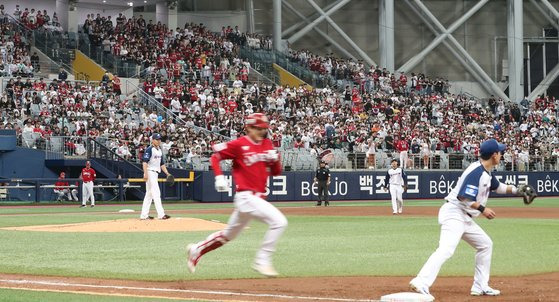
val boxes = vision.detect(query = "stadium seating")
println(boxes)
[1,11,557,171]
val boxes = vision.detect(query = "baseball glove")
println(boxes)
[166,174,175,186]
[517,184,537,205]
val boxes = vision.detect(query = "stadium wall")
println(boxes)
[272,63,313,89]
[193,171,559,202]
[0,147,58,201]
[72,50,106,82]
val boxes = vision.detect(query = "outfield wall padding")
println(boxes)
[193,171,559,202]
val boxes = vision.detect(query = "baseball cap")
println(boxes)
[152,133,162,140]
[245,113,269,128]
[480,139,506,156]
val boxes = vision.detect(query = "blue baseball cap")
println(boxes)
[151,133,162,140]
[480,139,506,156]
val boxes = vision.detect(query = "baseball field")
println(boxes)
[0,198,557,302]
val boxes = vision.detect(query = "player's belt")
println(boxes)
[237,190,267,199]
[446,200,472,217]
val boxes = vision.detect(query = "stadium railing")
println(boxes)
[126,79,231,141]
[239,45,356,90]
[15,134,559,172]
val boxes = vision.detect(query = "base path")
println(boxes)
[0,272,557,302]
[183,205,559,219]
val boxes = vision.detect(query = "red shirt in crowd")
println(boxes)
[396,140,409,152]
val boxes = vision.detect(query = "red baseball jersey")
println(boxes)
[211,136,281,193]
[55,179,69,190]
[81,167,96,182]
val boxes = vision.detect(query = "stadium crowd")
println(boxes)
[0,11,557,171]
[0,20,36,77]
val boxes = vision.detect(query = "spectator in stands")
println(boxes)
[58,67,68,81]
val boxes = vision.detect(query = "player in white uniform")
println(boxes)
[385,159,407,214]
[409,139,523,298]
[140,133,171,220]
[185,113,287,277]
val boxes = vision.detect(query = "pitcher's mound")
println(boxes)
[1,218,226,233]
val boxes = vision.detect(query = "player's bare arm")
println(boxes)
[161,164,170,177]
[470,201,496,220]
[142,162,148,181]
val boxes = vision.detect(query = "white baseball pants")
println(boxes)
[389,184,404,213]
[141,170,166,219]
[191,191,288,267]
[399,151,408,169]
[82,181,95,206]
[414,203,493,292]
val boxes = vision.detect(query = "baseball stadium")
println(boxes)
[0,0,558,301]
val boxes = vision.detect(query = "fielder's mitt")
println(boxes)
[166,174,175,186]
[518,184,537,205]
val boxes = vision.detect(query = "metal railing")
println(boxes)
[15,133,559,172]
[128,80,232,141]
[45,136,89,160]
[0,178,140,203]
[189,149,559,172]
[239,46,357,90]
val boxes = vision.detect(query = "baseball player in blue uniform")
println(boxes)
[140,133,171,220]
[385,159,407,214]
[409,139,529,298]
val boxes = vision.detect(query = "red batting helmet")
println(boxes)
[245,113,269,128]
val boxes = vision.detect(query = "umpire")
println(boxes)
[314,160,331,206]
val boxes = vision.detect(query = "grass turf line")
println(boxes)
[0,212,557,281]
[0,287,209,302]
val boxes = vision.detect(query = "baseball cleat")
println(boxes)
[91,205,95,208]
[80,205,86,208]
[410,279,431,296]
[186,244,197,273]
[141,216,154,220]
[160,215,171,220]
[471,287,501,296]
[252,263,278,277]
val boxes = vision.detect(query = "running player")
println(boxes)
[185,113,287,277]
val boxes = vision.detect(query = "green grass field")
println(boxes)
[0,288,207,302]
[0,198,557,301]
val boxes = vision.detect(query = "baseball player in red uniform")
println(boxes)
[54,172,78,201]
[80,161,96,207]
[186,113,287,277]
